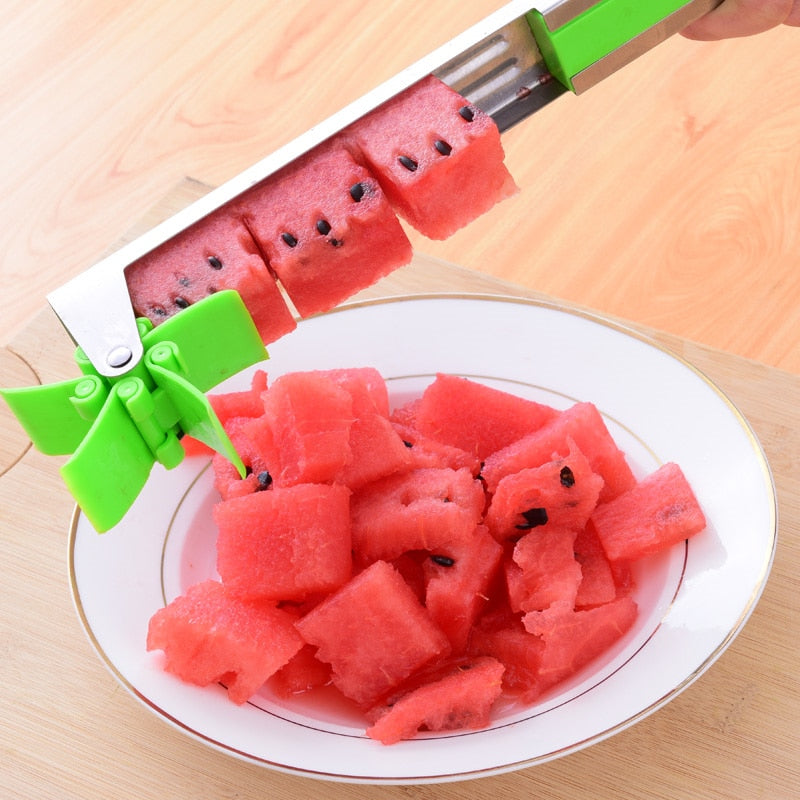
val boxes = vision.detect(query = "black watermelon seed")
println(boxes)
[329,238,344,248]
[207,286,217,294]
[316,219,332,236]
[458,105,475,122]
[515,507,548,530]
[151,305,167,318]
[434,139,452,156]
[431,554,455,567]
[402,440,413,448]
[349,181,367,202]
[174,297,189,309]
[560,466,576,487]
[256,470,273,490]
[208,255,223,270]
[281,232,298,247]
[178,275,191,288]
[398,155,418,172]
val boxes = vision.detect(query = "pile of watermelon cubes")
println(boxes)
[147,368,707,745]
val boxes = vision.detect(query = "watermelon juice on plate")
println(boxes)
[69,295,776,784]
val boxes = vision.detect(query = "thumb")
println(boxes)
[681,0,797,40]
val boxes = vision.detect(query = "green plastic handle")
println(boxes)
[0,290,268,532]
[527,0,699,93]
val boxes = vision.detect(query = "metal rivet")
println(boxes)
[107,346,133,369]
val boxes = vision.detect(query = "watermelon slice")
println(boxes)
[214,483,352,602]
[365,656,505,745]
[591,462,707,562]
[294,560,451,707]
[244,370,356,487]
[234,145,412,318]
[125,208,296,344]
[146,579,304,704]
[412,373,559,461]
[481,402,637,503]
[340,75,518,239]
[350,466,485,564]
[484,443,604,542]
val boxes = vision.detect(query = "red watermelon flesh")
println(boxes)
[313,367,390,417]
[246,371,355,487]
[334,412,414,490]
[391,420,482,474]
[509,528,583,612]
[573,521,619,608]
[484,443,603,542]
[522,597,638,691]
[365,656,505,745]
[340,75,518,240]
[125,208,296,344]
[350,467,485,564]
[269,644,332,698]
[234,145,412,319]
[146,579,304,705]
[413,374,559,461]
[468,613,546,701]
[294,560,451,707]
[591,462,707,562]
[214,483,352,602]
[422,524,504,653]
[481,402,637,502]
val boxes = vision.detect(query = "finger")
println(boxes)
[681,0,795,40]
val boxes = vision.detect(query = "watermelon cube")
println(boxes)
[314,366,390,417]
[146,579,304,704]
[481,402,637,502]
[413,374,559,461]
[125,209,296,344]
[235,145,412,318]
[214,483,352,601]
[484,444,603,542]
[422,524,504,653]
[350,466,485,564]
[509,527,583,612]
[295,560,451,706]
[523,596,638,691]
[365,656,505,745]
[334,412,414,490]
[469,613,546,700]
[340,75,518,240]
[591,462,707,562]
[245,371,356,487]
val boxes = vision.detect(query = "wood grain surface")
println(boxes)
[1,2,799,798]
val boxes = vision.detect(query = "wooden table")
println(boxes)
[2,2,799,797]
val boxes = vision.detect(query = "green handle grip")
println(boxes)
[528,0,721,93]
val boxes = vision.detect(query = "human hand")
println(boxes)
[682,0,800,40]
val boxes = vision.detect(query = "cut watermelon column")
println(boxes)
[125,208,296,344]
[339,75,518,240]
[234,145,413,318]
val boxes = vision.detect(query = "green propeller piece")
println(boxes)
[0,290,268,532]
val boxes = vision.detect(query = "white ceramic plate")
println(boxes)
[69,295,776,784]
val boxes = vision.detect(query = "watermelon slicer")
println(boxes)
[1,291,268,531]
[2,0,721,530]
